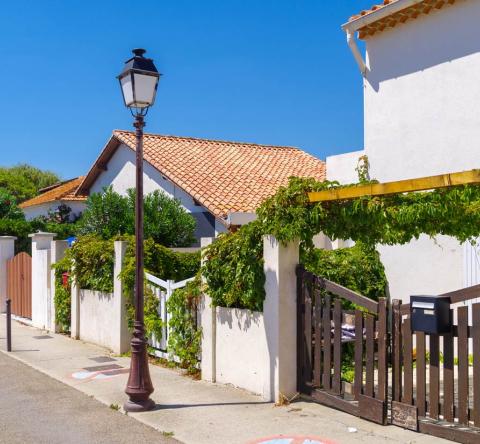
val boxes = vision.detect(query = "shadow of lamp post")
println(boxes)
[117,48,161,412]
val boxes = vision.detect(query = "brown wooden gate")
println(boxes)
[392,285,480,442]
[297,265,389,425]
[7,252,32,319]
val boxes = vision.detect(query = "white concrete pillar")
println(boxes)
[113,240,130,354]
[200,237,216,382]
[0,237,16,313]
[70,271,80,340]
[49,240,68,332]
[29,232,56,329]
[263,235,299,402]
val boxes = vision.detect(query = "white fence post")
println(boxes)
[29,232,56,329]
[200,237,216,382]
[113,240,130,354]
[71,264,80,340]
[263,235,299,402]
[49,240,68,332]
[0,236,16,313]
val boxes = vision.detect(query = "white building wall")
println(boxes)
[90,144,218,241]
[355,1,480,301]
[364,0,480,181]
[23,201,85,222]
[91,144,205,213]
[326,150,365,183]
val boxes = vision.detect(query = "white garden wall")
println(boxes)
[71,241,130,354]
[78,289,118,350]
[201,236,299,402]
[215,307,268,396]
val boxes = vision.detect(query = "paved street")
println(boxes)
[0,316,450,444]
[0,352,179,444]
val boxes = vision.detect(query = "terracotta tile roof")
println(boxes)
[20,177,87,209]
[80,132,326,221]
[349,0,460,39]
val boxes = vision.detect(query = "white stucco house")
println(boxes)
[326,0,480,301]
[20,177,87,221]
[73,130,326,245]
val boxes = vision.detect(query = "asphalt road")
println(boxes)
[0,353,181,444]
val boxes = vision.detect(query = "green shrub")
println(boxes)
[65,235,115,293]
[303,242,387,303]
[167,275,202,374]
[202,221,265,311]
[120,235,201,341]
[52,256,71,332]
[78,187,196,247]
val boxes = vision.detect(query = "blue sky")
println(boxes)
[1,0,374,179]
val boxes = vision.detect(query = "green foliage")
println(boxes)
[119,235,201,342]
[77,187,132,240]
[130,189,196,247]
[303,242,387,303]
[0,164,59,203]
[65,235,115,292]
[0,190,24,219]
[52,256,71,332]
[205,176,480,312]
[202,221,265,311]
[258,177,480,247]
[78,187,196,247]
[166,275,202,374]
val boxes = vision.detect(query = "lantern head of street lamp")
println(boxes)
[117,48,160,115]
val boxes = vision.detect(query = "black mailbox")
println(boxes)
[410,295,451,335]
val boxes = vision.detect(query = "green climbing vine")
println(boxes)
[166,275,202,374]
[203,175,480,311]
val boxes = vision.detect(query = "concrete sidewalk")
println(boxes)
[0,315,447,444]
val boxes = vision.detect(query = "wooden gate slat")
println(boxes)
[296,266,306,392]
[458,306,469,425]
[313,280,322,387]
[429,334,440,420]
[365,314,375,398]
[416,332,426,416]
[402,316,413,405]
[354,309,363,400]
[322,294,331,390]
[304,274,313,385]
[473,303,480,427]
[332,299,342,395]
[6,252,32,320]
[443,310,454,423]
[392,300,402,402]
[377,299,387,402]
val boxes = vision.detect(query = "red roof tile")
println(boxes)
[79,132,326,221]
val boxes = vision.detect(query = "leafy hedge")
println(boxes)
[203,176,480,311]
[52,257,71,332]
[167,275,202,374]
[303,242,387,303]
[202,221,264,311]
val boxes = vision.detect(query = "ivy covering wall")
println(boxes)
[203,177,480,312]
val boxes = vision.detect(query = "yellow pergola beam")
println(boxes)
[308,169,480,203]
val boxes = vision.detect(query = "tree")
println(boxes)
[0,164,60,203]
[0,189,24,220]
[132,189,196,247]
[77,187,132,240]
[78,187,196,247]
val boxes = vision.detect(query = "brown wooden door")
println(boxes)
[7,252,32,319]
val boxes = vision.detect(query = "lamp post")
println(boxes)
[117,48,160,412]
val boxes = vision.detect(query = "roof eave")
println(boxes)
[342,0,425,33]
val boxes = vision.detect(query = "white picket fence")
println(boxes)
[145,272,195,360]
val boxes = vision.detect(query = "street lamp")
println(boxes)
[117,48,160,412]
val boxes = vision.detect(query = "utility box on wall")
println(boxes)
[410,295,451,335]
